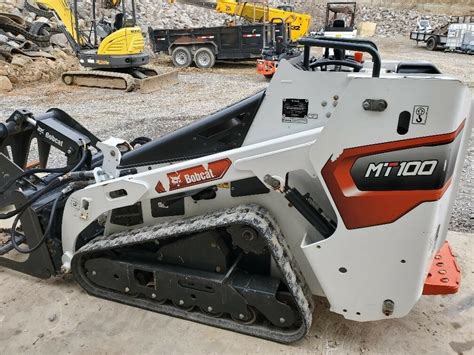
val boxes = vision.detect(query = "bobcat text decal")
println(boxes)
[155,158,232,193]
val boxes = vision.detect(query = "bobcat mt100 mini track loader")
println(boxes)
[0,37,471,343]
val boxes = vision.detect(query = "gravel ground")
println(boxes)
[0,36,472,232]
[0,230,472,354]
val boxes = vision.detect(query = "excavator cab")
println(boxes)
[324,2,357,36]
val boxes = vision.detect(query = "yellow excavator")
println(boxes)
[171,0,312,41]
[28,0,177,92]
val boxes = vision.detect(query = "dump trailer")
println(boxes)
[0,37,471,343]
[149,23,285,68]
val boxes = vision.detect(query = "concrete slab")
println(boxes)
[0,232,472,354]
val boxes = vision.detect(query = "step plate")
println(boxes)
[423,241,461,295]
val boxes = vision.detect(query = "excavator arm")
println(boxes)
[36,0,81,43]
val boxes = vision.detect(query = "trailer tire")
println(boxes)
[171,46,192,68]
[426,37,437,51]
[194,47,216,69]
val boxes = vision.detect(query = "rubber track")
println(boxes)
[72,204,314,343]
[0,16,50,47]
[62,70,136,91]
[29,21,51,36]
[23,0,54,19]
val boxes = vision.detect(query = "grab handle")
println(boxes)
[299,37,382,78]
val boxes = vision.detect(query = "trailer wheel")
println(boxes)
[171,46,192,68]
[194,47,216,69]
[426,37,437,51]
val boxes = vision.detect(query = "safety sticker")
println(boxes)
[412,105,429,125]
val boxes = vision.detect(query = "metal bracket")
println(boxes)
[97,137,130,178]
[362,99,388,112]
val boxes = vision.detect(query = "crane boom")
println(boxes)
[170,0,312,41]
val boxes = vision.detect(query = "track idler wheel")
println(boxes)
[172,299,194,311]
[62,74,73,86]
[200,306,223,318]
[231,307,257,325]
[150,295,166,304]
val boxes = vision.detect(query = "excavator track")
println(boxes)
[72,204,313,343]
[62,70,136,91]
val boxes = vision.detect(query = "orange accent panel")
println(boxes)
[423,241,461,295]
[155,180,166,193]
[321,121,465,229]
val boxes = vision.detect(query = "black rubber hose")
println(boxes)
[70,146,88,173]
[0,166,69,194]
[5,145,91,253]
[10,190,65,253]
[0,145,88,220]
[0,142,88,194]
[0,178,69,220]
[2,144,90,253]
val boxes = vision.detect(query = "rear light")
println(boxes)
[354,51,363,63]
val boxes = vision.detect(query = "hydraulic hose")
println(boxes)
[0,140,88,194]
[9,177,95,254]
[10,188,66,253]
[0,144,88,220]
[0,166,70,194]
